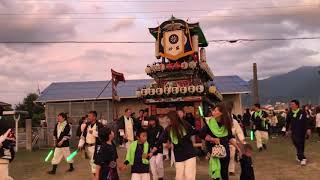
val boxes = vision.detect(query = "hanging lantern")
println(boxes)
[172,87,179,94]
[141,89,148,96]
[209,86,217,94]
[136,90,141,97]
[149,88,156,96]
[156,88,163,95]
[174,62,181,70]
[145,66,152,74]
[192,35,199,52]
[166,63,174,71]
[180,86,187,94]
[164,87,172,95]
[160,63,166,72]
[188,85,196,94]
[181,62,188,70]
[189,61,197,69]
[200,48,206,62]
[196,85,204,93]
[151,64,157,72]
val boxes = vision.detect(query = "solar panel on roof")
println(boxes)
[36,76,249,102]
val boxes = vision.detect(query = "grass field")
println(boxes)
[9,136,320,180]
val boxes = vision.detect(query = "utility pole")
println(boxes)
[253,63,260,104]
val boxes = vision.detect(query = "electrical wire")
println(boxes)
[1,36,320,44]
[0,4,318,16]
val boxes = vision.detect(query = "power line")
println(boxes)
[17,0,184,2]
[0,4,318,16]
[1,36,320,44]
[0,8,318,21]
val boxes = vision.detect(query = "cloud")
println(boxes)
[1,0,320,105]
[105,19,135,32]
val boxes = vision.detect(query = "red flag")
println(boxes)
[111,69,125,86]
[111,69,125,99]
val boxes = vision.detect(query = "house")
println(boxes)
[36,76,250,128]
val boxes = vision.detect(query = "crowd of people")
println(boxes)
[1,100,320,180]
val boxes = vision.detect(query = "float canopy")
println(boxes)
[149,16,209,47]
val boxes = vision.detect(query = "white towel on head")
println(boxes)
[0,129,11,144]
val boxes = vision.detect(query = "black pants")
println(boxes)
[292,136,306,161]
[213,149,230,180]
[317,127,320,137]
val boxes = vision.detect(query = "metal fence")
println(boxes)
[30,125,81,149]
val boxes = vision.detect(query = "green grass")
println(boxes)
[9,136,320,180]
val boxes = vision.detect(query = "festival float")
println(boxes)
[137,16,223,136]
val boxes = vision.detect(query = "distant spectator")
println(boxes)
[316,107,320,142]
[185,113,195,127]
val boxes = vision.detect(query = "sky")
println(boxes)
[0,0,319,105]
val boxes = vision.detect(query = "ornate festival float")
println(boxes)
[137,17,223,136]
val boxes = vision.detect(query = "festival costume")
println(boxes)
[124,141,151,180]
[199,118,234,180]
[161,124,197,180]
[48,121,74,174]
[286,109,311,162]
[251,110,269,150]
[79,121,103,174]
[94,142,119,180]
[147,125,164,180]
[228,119,245,174]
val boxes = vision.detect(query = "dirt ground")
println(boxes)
[9,136,320,180]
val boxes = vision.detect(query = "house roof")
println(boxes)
[35,76,250,103]
[0,101,11,107]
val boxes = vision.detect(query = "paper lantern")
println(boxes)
[156,88,163,95]
[174,62,181,70]
[172,87,179,94]
[155,64,161,72]
[189,61,197,69]
[164,87,172,95]
[181,62,188,70]
[188,85,195,94]
[209,86,217,94]
[160,63,166,72]
[149,88,156,96]
[136,90,141,97]
[180,86,187,94]
[166,63,174,71]
[141,89,148,96]
[200,48,206,62]
[196,85,204,93]
[151,65,157,72]
[145,66,151,74]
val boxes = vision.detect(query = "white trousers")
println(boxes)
[150,153,164,180]
[255,130,269,148]
[0,159,13,180]
[175,157,196,180]
[228,145,236,173]
[131,173,150,180]
[51,147,73,165]
[86,145,96,174]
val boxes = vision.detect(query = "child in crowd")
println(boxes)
[147,116,164,180]
[240,144,255,180]
[94,127,119,180]
[122,129,155,180]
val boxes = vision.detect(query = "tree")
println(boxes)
[15,93,45,127]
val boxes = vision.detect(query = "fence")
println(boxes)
[27,125,80,149]
[28,121,119,150]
